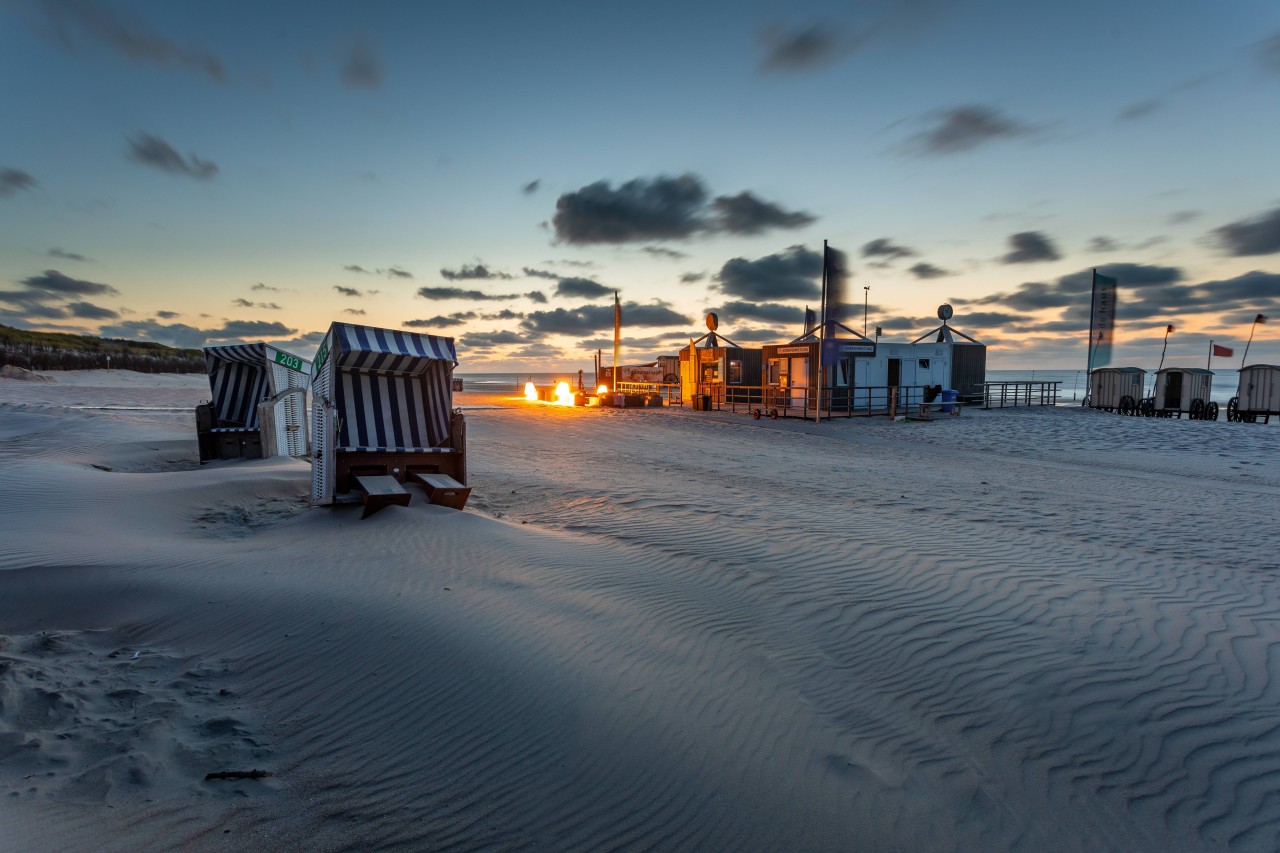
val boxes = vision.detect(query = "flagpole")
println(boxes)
[816,240,826,424]
[1207,340,1212,371]
[1087,269,1097,374]
[1157,324,1173,374]
[612,291,620,394]
[1241,314,1264,368]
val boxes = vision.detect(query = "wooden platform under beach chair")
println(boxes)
[310,322,469,518]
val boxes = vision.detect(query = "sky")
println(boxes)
[2,0,1279,371]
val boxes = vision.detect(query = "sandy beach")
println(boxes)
[2,369,1279,851]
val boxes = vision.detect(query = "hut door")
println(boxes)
[1165,372,1183,408]
[887,358,901,388]
[791,357,809,407]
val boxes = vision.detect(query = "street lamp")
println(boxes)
[863,286,870,336]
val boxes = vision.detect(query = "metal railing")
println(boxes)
[689,383,945,420]
[614,381,683,405]
[982,381,1060,408]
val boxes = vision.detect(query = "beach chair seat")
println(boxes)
[409,472,471,510]
[354,474,412,519]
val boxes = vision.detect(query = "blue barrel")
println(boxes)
[941,389,957,413]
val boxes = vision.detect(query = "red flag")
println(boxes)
[1166,324,1175,334]
[1213,344,1233,357]
[1257,314,1268,324]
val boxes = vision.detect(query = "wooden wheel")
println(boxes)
[1118,395,1135,415]
[751,408,761,420]
[1205,401,1219,421]
[1227,397,1240,422]
[1140,398,1155,417]
[1189,398,1205,420]
[769,408,779,420]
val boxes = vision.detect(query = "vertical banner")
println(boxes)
[821,244,849,329]
[612,291,621,391]
[1089,271,1117,369]
[803,306,816,336]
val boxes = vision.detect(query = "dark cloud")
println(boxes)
[460,330,528,348]
[252,282,285,292]
[642,246,688,260]
[155,310,179,319]
[862,238,915,260]
[1212,206,1280,256]
[1258,32,1280,75]
[96,318,295,349]
[232,298,281,310]
[127,133,218,179]
[1167,210,1201,225]
[482,309,524,321]
[757,23,854,72]
[1118,99,1161,121]
[522,267,559,280]
[522,180,541,195]
[553,278,611,299]
[965,263,1183,314]
[712,300,804,324]
[340,36,381,88]
[908,262,950,279]
[232,298,253,307]
[440,263,513,281]
[66,301,118,320]
[520,302,688,336]
[1088,236,1121,252]
[405,311,477,328]
[0,168,38,196]
[553,174,708,244]
[1001,231,1061,264]
[13,0,226,81]
[333,285,362,297]
[48,247,91,262]
[416,286,513,301]
[343,308,366,316]
[680,272,706,284]
[343,264,371,274]
[905,106,1034,156]
[552,174,811,244]
[20,269,119,297]
[380,267,413,279]
[526,290,547,304]
[715,245,822,301]
[710,192,815,235]
[216,320,294,340]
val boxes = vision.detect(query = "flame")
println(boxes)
[597,384,609,395]
[524,381,537,401]
[554,381,574,405]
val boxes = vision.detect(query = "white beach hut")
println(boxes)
[1228,364,1280,423]
[1152,367,1216,419]
[197,342,312,462]
[1087,367,1146,414]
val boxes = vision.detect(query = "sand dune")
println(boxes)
[2,371,1279,851]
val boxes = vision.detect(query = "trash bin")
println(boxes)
[941,389,957,414]
[451,378,464,392]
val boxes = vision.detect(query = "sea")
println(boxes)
[455,369,1251,407]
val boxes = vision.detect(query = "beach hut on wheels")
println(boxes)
[1088,367,1146,414]
[1228,364,1280,423]
[1152,367,1216,419]
[196,342,312,462]
[309,322,469,517]
[680,313,763,409]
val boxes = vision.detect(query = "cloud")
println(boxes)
[904,106,1035,156]
[522,267,560,280]
[715,245,822,301]
[460,330,528,348]
[710,192,816,235]
[0,168,38,196]
[333,285,362,297]
[1167,210,1201,225]
[757,23,853,72]
[908,262,950,279]
[340,36,381,88]
[440,263,513,281]
[1118,99,1161,121]
[1088,236,1121,252]
[711,300,805,324]
[1257,32,1280,75]
[343,264,371,274]
[13,0,226,81]
[553,278,611,299]
[48,247,91,262]
[526,290,547,304]
[127,133,218,179]
[642,246,688,260]
[96,318,296,349]
[232,298,280,309]
[379,267,413,279]
[520,302,688,336]
[66,301,118,320]
[405,311,478,329]
[1212,206,1280,256]
[343,308,366,315]
[680,272,706,284]
[416,286,519,301]
[20,269,119,298]
[482,309,524,321]
[1001,231,1061,264]
[552,174,811,244]
[862,238,915,260]
[155,310,179,319]
[522,179,541,195]
[965,263,1183,314]
[216,320,295,340]
[251,282,285,292]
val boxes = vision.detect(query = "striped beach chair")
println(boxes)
[309,322,468,516]
[197,343,313,462]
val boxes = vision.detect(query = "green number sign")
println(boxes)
[273,351,305,372]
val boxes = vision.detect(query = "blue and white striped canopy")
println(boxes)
[204,343,270,428]
[321,323,458,451]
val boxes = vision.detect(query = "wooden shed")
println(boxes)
[761,334,875,413]
[1088,367,1146,413]
[1152,367,1215,418]
[1229,364,1280,423]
